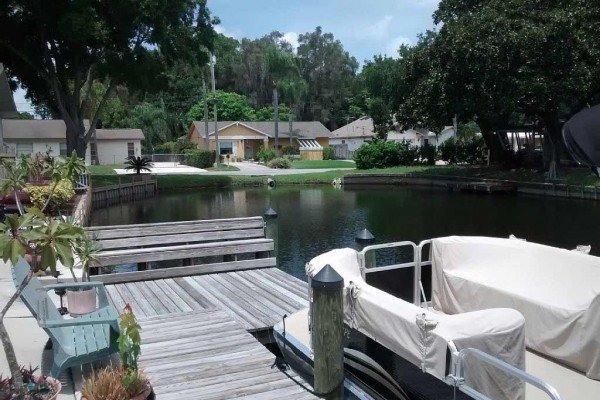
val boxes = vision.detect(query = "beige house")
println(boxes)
[0,119,144,165]
[187,121,330,160]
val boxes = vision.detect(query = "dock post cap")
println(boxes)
[311,264,344,291]
[355,228,375,242]
[264,208,278,218]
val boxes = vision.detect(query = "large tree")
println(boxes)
[0,0,216,157]
[297,27,359,130]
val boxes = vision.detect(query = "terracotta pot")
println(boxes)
[66,287,97,316]
[44,376,62,400]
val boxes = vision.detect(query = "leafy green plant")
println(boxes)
[322,146,335,160]
[183,149,215,168]
[154,140,197,154]
[117,304,146,395]
[267,157,292,169]
[124,156,153,175]
[438,136,486,165]
[72,236,102,282]
[25,180,75,213]
[256,148,277,163]
[353,140,401,169]
[0,160,26,215]
[281,146,299,156]
[397,141,420,165]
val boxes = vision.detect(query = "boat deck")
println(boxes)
[105,267,309,332]
[138,310,318,399]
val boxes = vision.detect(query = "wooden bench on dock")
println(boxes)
[87,217,275,284]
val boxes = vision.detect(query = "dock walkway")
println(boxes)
[138,310,317,400]
[105,267,308,332]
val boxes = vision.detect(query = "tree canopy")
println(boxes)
[0,0,216,157]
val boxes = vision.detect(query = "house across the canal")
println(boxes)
[187,120,331,161]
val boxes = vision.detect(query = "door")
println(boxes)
[244,141,253,159]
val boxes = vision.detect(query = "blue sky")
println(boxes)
[14,0,440,114]
[210,0,440,63]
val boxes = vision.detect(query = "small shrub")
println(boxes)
[419,144,437,165]
[81,366,129,400]
[281,146,299,155]
[353,140,401,169]
[267,157,291,169]
[25,179,74,212]
[256,148,277,163]
[438,136,486,165]
[0,365,61,399]
[154,140,197,154]
[322,146,335,160]
[183,149,215,168]
[397,141,420,165]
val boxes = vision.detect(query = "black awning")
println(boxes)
[563,105,600,167]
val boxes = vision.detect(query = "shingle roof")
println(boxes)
[0,119,144,140]
[330,117,376,139]
[190,120,331,139]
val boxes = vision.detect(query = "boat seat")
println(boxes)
[307,248,526,400]
[431,236,600,380]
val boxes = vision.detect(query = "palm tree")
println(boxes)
[125,156,154,174]
[280,77,308,145]
[264,47,302,154]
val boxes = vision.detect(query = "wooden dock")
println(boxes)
[138,310,317,399]
[105,267,309,332]
[83,217,317,397]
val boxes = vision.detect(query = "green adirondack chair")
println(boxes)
[11,258,120,377]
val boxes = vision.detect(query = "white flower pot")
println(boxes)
[66,287,97,316]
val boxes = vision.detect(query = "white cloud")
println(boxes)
[364,15,393,40]
[213,24,236,38]
[282,32,299,52]
[385,36,412,57]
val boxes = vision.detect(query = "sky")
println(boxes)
[13,0,440,114]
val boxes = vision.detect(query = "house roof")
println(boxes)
[0,119,144,140]
[0,64,18,119]
[330,117,376,139]
[189,120,331,140]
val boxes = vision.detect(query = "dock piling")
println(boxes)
[311,264,344,397]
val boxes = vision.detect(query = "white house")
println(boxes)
[387,127,437,147]
[329,117,376,151]
[0,119,144,165]
[437,126,457,145]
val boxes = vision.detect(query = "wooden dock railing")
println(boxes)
[91,176,157,209]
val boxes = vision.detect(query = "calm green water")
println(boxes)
[91,185,600,279]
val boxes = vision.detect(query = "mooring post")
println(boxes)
[311,264,344,397]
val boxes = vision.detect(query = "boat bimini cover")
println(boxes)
[307,248,526,400]
[431,236,600,380]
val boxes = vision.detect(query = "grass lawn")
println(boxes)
[291,160,355,169]
[87,164,124,175]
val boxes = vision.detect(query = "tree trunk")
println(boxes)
[273,86,279,154]
[203,80,209,149]
[542,111,562,172]
[478,118,502,163]
[0,272,32,393]
[289,112,293,146]
[65,117,87,159]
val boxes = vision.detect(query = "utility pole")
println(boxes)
[210,53,219,167]
[202,79,209,149]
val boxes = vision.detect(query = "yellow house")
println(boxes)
[187,121,331,161]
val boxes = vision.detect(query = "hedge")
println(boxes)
[183,149,216,168]
[25,179,75,212]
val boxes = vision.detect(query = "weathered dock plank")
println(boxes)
[138,310,317,400]
[107,268,309,332]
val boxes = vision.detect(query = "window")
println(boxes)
[219,141,233,155]
[127,142,135,157]
[341,140,346,144]
[16,143,33,156]
[59,143,68,157]
[424,139,429,146]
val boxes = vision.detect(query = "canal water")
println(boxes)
[91,185,600,279]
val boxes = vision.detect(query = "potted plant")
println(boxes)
[124,156,153,182]
[0,152,87,397]
[82,305,153,400]
[67,236,103,316]
[0,365,62,400]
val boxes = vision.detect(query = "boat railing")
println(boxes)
[446,343,562,400]
[359,241,421,305]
